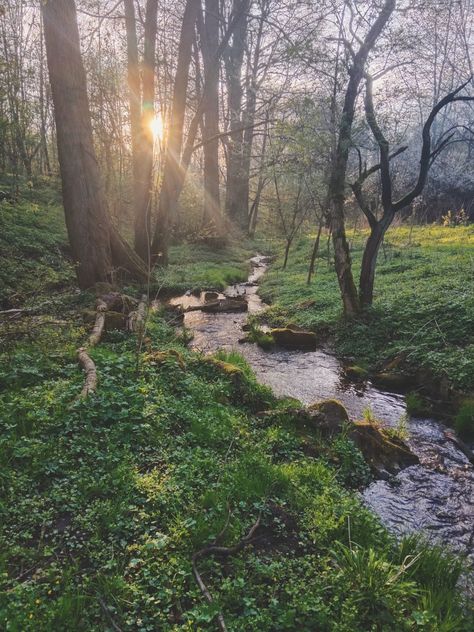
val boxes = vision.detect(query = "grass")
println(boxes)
[258,225,474,392]
[155,240,255,295]
[0,175,73,308]
[0,174,256,307]
[1,179,473,629]
[1,312,472,630]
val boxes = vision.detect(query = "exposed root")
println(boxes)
[77,347,97,397]
[127,294,148,333]
[192,513,262,632]
[88,298,107,347]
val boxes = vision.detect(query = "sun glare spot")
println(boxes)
[150,114,164,142]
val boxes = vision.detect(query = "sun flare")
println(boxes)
[150,114,164,142]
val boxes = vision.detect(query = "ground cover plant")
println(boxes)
[1,187,473,630]
[1,309,472,631]
[258,225,474,393]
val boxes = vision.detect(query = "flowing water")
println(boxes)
[172,256,474,578]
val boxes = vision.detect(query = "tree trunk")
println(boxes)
[283,238,292,269]
[151,0,200,264]
[224,0,250,230]
[43,0,146,288]
[359,216,391,308]
[328,0,395,315]
[201,0,221,227]
[307,219,323,285]
[134,0,158,262]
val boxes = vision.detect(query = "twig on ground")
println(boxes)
[192,513,262,632]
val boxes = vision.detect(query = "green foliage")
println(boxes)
[0,175,73,307]
[153,241,255,294]
[406,392,431,417]
[329,434,372,489]
[454,400,474,441]
[244,323,275,349]
[259,226,474,391]
[0,205,472,630]
[1,310,471,630]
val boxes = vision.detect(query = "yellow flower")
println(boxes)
[35,599,41,605]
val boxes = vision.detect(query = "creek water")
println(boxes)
[172,256,474,578]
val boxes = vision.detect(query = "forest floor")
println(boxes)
[258,226,474,402]
[1,178,474,629]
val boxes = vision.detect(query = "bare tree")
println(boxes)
[353,75,474,307]
[328,0,396,315]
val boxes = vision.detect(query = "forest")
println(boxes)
[0,0,473,630]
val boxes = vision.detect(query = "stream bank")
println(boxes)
[171,256,474,578]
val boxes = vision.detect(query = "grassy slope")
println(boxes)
[259,226,474,392]
[0,176,73,308]
[1,184,473,630]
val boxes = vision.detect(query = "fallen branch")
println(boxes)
[88,298,108,347]
[127,294,147,333]
[77,347,97,397]
[192,513,261,632]
[98,596,124,632]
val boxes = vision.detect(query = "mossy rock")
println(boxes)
[406,391,432,416]
[271,327,317,351]
[349,421,419,477]
[307,400,349,435]
[454,399,474,442]
[145,349,186,370]
[203,291,219,302]
[202,356,243,377]
[190,297,248,313]
[105,311,128,331]
[345,365,369,380]
[372,372,412,392]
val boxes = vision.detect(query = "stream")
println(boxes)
[171,256,474,581]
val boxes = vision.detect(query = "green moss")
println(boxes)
[454,400,474,441]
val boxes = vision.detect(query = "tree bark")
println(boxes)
[328,0,396,315]
[201,0,221,227]
[151,0,200,264]
[42,0,147,289]
[224,0,250,230]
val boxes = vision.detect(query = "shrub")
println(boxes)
[454,400,474,441]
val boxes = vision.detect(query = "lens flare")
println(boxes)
[150,114,164,141]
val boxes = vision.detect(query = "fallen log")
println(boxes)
[77,347,97,397]
[88,299,107,347]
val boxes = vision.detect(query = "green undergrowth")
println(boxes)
[153,240,255,296]
[0,175,256,308]
[258,225,474,392]
[0,175,73,308]
[1,307,472,631]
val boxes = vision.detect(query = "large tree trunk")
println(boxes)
[124,1,143,248]
[43,0,146,289]
[134,0,158,262]
[201,0,221,227]
[42,0,112,288]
